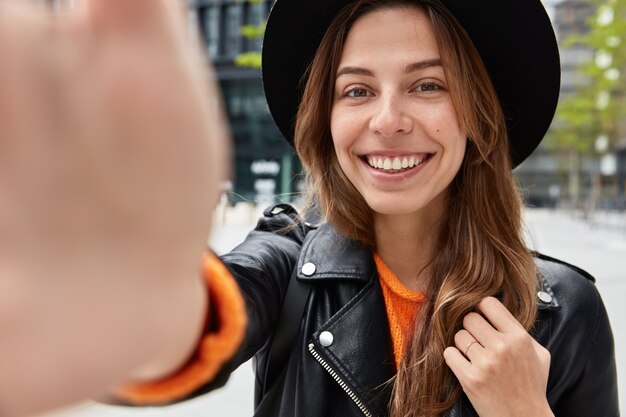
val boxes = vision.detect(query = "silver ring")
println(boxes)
[464,340,479,357]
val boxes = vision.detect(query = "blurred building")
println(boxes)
[552,0,596,97]
[188,0,300,205]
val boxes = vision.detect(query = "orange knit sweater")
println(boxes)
[373,253,425,367]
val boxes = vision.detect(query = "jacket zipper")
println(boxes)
[308,343,374,417]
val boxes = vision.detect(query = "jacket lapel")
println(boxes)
[299,225,395,416]
[309,275,396,416]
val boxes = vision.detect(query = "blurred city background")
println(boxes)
[182,0,626,214]
[40,0,625,415]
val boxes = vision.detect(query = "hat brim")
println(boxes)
[261,0,560,168]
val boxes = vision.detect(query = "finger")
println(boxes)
[443,346,471,380]
[532,338,552,368]
[85,0,186,44]
[454,329,484,361]
[476,296,525,333]
[462,311,500,347]
[0,1,51,150]
[0,2,55,244]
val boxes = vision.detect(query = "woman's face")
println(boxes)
[330,5,466,219]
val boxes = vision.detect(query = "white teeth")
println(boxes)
[366,154,428,171]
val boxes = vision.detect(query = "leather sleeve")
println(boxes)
[551,285,619,417]
[197,204,307,394]
[537,256,620,417]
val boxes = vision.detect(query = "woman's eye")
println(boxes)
[414,82,442,93]
[346,88,371,98]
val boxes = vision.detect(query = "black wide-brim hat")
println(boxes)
[261,0,561,168]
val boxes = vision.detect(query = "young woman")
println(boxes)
[0,0,618,416]
[227,0,616,415]
[135,0,614,415]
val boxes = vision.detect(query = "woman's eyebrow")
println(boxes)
[335,66,374,79]
[335,59,443,79]
[405,59,442,73]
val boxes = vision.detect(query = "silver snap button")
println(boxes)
[319,331,334,347]
[302,262,316,276]
[537,291,553,304]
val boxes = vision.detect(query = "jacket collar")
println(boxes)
[296,222,561,310]
[297,223,373,282]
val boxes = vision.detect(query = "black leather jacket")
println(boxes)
[202,204,619,417]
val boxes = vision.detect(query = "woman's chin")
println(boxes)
[362,189,448,219]
[365,199,426,217]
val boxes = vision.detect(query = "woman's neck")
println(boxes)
[374,210,443,293]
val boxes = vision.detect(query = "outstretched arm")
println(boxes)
[0,0,228,415]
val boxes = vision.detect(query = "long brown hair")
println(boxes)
[295,1,539,416]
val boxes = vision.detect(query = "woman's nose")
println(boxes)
[368,96,413,137]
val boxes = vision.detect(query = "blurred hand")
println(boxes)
[444,297,554,417]
[0,0,228,414]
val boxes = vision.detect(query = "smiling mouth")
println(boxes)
[362,154,433,173]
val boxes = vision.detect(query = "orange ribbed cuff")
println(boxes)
[115,252,247,405]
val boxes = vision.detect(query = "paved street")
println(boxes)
[41,208,625,417]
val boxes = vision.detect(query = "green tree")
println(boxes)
[548,0,626,154]
[546,0,626,205]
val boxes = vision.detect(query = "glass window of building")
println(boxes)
[204,5,220,58]
[225,3,243,57]
[247,2,264,51]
